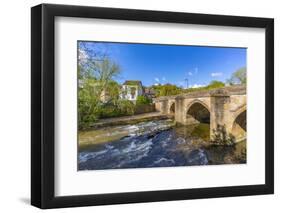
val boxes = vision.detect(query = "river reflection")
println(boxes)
[78,119,246,170]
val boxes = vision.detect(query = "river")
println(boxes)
[78,119,246,170]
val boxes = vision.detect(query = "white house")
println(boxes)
[120,80,144,102]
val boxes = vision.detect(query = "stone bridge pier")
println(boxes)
[154,86,246,142]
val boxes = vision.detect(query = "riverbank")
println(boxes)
[79,119,175,149]
[87,111,173,129]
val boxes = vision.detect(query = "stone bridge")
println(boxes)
[153,86,246,142]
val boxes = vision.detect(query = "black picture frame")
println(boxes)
[31,3,274,209]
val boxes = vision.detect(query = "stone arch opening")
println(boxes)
[186,102,210,124]
[232,109,246,140]
[169,102,175,114]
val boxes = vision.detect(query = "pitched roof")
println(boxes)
[123,80,142,86]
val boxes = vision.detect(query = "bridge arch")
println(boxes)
[169,102,175,114]
[231,105,246,141]
[185,100,210,124]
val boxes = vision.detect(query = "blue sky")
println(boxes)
[80,41,246,88]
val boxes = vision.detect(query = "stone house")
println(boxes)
[120,80,144,102]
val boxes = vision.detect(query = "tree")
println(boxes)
[206,80,225,89]
[152,84,183,97]
[227,67,247,85]
[78,41,107,79]
[78,43,121,129]
[136,95,151,105]
[78,79,102,129]
[184,80,225,93]
[105,81,120,105]
[117,100,135,116]
[78,58,120,100]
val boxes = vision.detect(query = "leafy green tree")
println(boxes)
[184,80,225,93]
[206,80,225,89]
[136,95,151,105]
[227,67,247,85]
[94,58,120,90]
[105,81,120,105]
[152,84,183,97]
[78,44,121,128]
[78,79,102,129]
[117,100,135,116]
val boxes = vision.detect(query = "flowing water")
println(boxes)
[78,119,246,170]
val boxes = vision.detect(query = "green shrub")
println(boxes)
[99,103,120,118]
[136,95,151,105]
[78,85,102,129]
[211,124,235,146]
[117,99,135,116]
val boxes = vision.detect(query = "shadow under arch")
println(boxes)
[169,102,175,114]
[186,100,210,124]
[232,105,247,140]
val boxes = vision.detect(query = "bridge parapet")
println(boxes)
[153,85,246,102]
[209,88,230,97]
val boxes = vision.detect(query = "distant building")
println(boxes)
[120,80,144,102]
[144,87,156,99]
[100,89,111,103]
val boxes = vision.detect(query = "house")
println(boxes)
[120,80,144,102]
[144,87,156,99]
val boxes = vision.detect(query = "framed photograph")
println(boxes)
[31,4,274,209]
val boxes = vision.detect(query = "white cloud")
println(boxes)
[186,67,199,77]
[211,72,223,77]
[154,77,167,84]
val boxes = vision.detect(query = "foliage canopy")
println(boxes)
[227,67,247,85]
